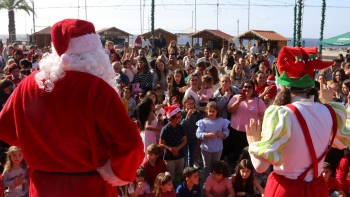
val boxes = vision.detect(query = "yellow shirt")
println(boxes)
[121,98,128,112]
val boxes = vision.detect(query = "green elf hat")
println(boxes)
[276,46,333,88]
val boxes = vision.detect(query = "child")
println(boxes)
[198,75,214,107]
[196,101,230,179]
[5,63,26,88]
[204,161,234,197]
[123,87,137,118]
[138,98,162,161]
[232,159,264,197]
[176,167,201,197]
[265,75,277,100]
[180,95,202,168]
[142,144,167,187]
[122,60,138,83]
[322,162,346,197]
[150,172,176,197]
[160,105,187,187]
[154,84,165,105]
[2,146,28,197]
[128,167,151,197]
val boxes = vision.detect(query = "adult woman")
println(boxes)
[0,79,13,111]
[230,64,245,89]
[183,48,198,68]
[132,56,153,93]
[167,40,179,55]
[227,80,266,165]
[338,54,345,62]
[332,68,347,94]
[246,46,350,197]
[184,74,201,109]
[219,54,234,76]
[258,62,267,75]
[214,75,240,161]
[254,71,269,100]
[153,59,171,91]
[341,79,350,105]
[206,66,220,92]
[168,69,187,104]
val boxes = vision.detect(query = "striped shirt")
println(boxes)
[132,71,152,91]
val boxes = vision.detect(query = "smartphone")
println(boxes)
[241,89,246,99]
[124,41,129,48]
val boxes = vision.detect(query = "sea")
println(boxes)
[1,34,347,49]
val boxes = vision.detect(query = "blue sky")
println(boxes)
[0,0,348,39]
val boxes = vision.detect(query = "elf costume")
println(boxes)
[248,46,350,197]
[0,19,144,197]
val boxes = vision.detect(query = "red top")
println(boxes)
[326,177,342,195]
[149,190,176,197]
[0,70,144,181]
[142,159,167,187]
[12,49,24,59]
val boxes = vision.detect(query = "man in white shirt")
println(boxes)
[197,48,218,66]
[250,44,257,54]
[142,36,151,48]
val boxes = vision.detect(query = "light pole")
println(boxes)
[248,0,250,30]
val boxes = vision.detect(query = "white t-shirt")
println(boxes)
[250,46,257,54]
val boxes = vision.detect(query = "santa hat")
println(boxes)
[164,105,181,119]
[51,19,102,60]
[266,75,275,83]
[276,46,333,88]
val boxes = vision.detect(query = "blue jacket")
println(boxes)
[176,182,201,197]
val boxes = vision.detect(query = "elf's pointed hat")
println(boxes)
[277,46,333,88]
[164,105,181,119]
[51,19,102,58]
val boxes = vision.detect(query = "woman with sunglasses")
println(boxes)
[227,80,266,165]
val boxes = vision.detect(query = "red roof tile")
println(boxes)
[34,26,52,35]
[237,30,288,41]
[190,29,234,40]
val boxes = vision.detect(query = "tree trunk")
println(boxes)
[8,10,16,43]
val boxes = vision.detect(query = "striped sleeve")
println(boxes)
[327,102,350,149]
[249,105,292,166]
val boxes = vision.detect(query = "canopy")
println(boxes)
[320,32,350,46]
[175,27,197,36]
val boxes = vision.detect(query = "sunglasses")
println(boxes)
[243,86,253,89]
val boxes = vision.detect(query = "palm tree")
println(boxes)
[0,0,33,42]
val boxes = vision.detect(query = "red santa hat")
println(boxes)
[164,105,181,119]
[266,75,275,83]
[51,19,102,58]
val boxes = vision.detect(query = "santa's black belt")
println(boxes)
[36,170,99,176]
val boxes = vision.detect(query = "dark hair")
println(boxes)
[244,80,257,97]
[19,59,32,69]
[236,146,250,165]
[274,87,319,106]
[32,53,39,63]
[323,162,332,171]
[204,47,211,53]
[151,52,158,58]
[169,69,186,98]
[235,50,242,56]
[137,98,154,130]
[338,54,344,62]
[183,167,199,178]
[133,167,148,191]
[254,71,266,85]
[333,68,346,83]
[205,101,220,118]
[29,45,35,49]
[137,56,150,73]
[150,59,156,69]
[210,161,230,177]
[196,61,207,71]
[333,59,343,64]
[206,66,219,85]
[226,55,235,68]
[123,60,131,66]
[14,50,22,56]
[146,144,162,155]
[233,159,255,195]
[343,79,350,90]
[155,59,168,82]
[20,69,31,76]
[0,79,13,90]
[8,63,21,73]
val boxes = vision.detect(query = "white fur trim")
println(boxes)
[97,159,129,186]
[266,80,275,83]
[65,33,102,55]
[167,107,181,119]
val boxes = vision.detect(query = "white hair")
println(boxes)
[35,47,118,93]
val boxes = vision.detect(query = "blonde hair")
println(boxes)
[4,146,27,172]
[152,173,172,197]
[202,75,213,89]
[230,64,245,85]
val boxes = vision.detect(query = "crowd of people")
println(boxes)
[1,35,350,197]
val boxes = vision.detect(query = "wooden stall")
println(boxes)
[190,29,234,62]
[97,27,132,47]
[34,26,52,49]
[142,28,178,47]
[236,30,288,55]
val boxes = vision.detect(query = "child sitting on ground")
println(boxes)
[322,162,346,197]
[149,172,176,197]
[176,167,201,197]
[204,161,234,197]
[128,167,150,197]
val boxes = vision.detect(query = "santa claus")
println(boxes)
[0,19,144,196]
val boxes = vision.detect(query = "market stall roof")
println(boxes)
[96,27,133,36]
[320,32,350,46]
[142,28,178,37]
[190,29,234,40]
[176,27,197,36]
[236,30,288,41]
[34,26,52,35]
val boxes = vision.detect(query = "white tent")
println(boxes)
[176,27,197,36]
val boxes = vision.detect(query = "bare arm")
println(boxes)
[253,177,264,195]
[227,96,242,113]
[204,189,215,197]
[227,186,235,197]
[145,112,161,131]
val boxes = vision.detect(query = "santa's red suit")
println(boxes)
[0,19,144,197]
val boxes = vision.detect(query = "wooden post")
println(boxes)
[248,40,251,50]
